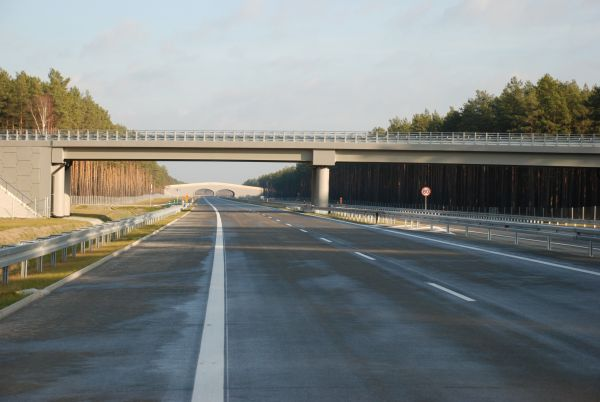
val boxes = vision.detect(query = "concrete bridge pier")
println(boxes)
[312,166,330,208]
[51,163,71,217]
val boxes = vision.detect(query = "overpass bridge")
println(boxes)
[164,182,263,199]
[1,130,599,217]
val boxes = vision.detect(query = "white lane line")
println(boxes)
[192,199,225,402]
[285,223,293,227]
[312,214,600,278]
[428,282,475,302]
[319,237,332,243]
[299,229,308,233]
[354,251,376,261]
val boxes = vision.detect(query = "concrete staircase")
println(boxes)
[0,177,39,218]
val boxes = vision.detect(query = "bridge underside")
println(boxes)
[2,140,599,217]
[52,146,600,168]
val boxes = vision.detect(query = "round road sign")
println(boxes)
[421,186,432,197]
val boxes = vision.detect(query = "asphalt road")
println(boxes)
[1,197,599,401]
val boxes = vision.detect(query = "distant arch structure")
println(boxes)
[165,182,263,199]
[195,188,215,197]
[216,189,235,198]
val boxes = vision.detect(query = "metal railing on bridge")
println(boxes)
[2,130,599,147]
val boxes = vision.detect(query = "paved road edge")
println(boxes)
[0,211,191,321]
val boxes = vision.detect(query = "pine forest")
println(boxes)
[0,68,179,195]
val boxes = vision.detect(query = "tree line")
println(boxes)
[0,68,179,195]
[245,74,600,211]
[376,74,600,134]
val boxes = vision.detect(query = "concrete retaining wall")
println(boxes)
[0,143,52,203]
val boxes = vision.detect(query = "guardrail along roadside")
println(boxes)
[265,201,600,258]
[1,205,182,285]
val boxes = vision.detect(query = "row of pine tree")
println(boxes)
[0,69,178,195]
[375,74,600,135]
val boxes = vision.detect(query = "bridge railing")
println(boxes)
[1,130,599,146]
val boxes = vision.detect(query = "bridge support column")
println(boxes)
[311,167,317,205]
[51,164,65,217]
[64,163,71,217]
[313,166,330,208]
[51,161,71,218]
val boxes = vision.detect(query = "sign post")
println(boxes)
[421,186,431,210]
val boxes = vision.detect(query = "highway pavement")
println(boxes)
[1,197,599,401]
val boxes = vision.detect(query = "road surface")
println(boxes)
[0,197,599,401]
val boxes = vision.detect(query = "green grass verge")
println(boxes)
[0,211,185,310]
[70,204,164,222]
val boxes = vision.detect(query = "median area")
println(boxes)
[0,205,185,310]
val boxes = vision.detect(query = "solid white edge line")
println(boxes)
[428,282,475,302]
[308,213,600,278]
[319,237,332,243]
[192,199,225,402]
[354,251,376,261]
[299,229,308,233]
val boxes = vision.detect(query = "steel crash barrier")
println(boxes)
[0,205,182,285]
[326,205,600,228]
[274,203,600,258]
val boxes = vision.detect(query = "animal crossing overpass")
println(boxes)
[164,182,263,199]
[0,130,599,217]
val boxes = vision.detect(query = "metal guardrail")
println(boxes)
[0,205,182,284]
[318,205,600,257]
[1,130,599,147]
[255,199,600,257]
[327,205,600,228]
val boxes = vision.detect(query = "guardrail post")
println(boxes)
[2,266,8,285]
[72,245,77,257]
[62,248,67,262]
[547,236,551,251]
[590,241,594,257]
[20,260,28,277]
[446,224,450,233]
[487,228,491,240]
[465,226,469,237]
[51,252,56,267]
[37,256,43,272]
[515,232,519,245]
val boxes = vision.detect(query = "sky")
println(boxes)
[1,0,599,184]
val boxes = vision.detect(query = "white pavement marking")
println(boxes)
[192,199,225,402]
[285,223,293,227]
[312,214,600,278]
[319,237,332,243]
[299,229,308,233]
[276,219,281,222]
[354,251,376,261]
[428,282,476,302]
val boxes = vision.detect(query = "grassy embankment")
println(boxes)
[0,205,167,247]
[0,206,184,309]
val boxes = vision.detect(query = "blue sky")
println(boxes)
[2,0,599,183]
